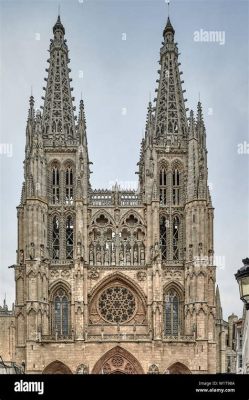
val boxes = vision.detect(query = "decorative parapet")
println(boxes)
[163,335,195,342]
[89,189,141,207]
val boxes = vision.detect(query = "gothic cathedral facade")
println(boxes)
[15,16,219,374]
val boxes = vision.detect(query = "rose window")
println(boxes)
[98,286,136,323]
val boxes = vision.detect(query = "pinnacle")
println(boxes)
[28,95,35,120]
[53,14,65,35]
[163,16,175,36]
[29,95,34,108]
[197,101,203,120]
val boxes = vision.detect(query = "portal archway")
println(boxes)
[92,346,144,374]
[43,360,72,374]
[166,362,191,374]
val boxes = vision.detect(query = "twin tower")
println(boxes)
[14,15,221,374]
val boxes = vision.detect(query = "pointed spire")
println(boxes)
[79,99,85,121]
[146,101,153,127]
[189,110,195,138]
[145,101,154,145]
[28,95,35,120]
[78,99,87,146]
[53,14,65,36]
[25,95,35,155]
[154,16,188,145]
[42,17,76,144]
[197,101,204,124]
[163,16,175,37]
[196,101,206,149]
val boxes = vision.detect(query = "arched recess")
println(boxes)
[158,160,168,206]
[120,209,144,226]
[163,282,184,336]
[48,280,71,336]
[16,276,24,304]
[171,159,184,172]
[63,160,75,205]
[43,360,72,374]
[88,272,147,325]
[171,159,184,206]
[163,281,184,300]
[16,313,25,346]
[166,362,191,374]
[92,346,144,374]
[27,309,36,340]
[91,210,115,226]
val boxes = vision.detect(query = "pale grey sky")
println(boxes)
[0,0,248,320]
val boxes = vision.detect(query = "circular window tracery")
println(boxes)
[98,286,136,324]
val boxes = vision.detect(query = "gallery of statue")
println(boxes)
[10,15,228,374]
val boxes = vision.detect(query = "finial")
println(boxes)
[166,0,170,17]
[163,13,175,37]
[58,3,61,17]
[198,92,201,102]
[31,85,33,97]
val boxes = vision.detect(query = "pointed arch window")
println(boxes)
[66,216,74,259]
[165,289,180,335]
[160,215,167,261]
[52,216,60,259]
[159,168,167,205]
[52,166,60,204]
[65,167,73,205]
[173,216,180,260]
[172,168,180,205]
[53,289,69,336]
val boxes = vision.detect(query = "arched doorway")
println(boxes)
[166,362,191,374]
[92,346,144,374]
[43,360,72,374]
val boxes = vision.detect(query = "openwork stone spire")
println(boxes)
[42,16,76,145]
[154,17,188,145]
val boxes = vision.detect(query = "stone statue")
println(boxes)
[30,242,35,260]
[133,248,138,263]
[19,249,24,264]
[89,247,94,265]
[119,249,124,265]
[111,248,116,264]
[140,247,145,264]
[96,249,101,264]
[104,249,109,265]
[126,250,131,264]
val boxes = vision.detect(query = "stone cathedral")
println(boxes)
[13,15,224,374]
